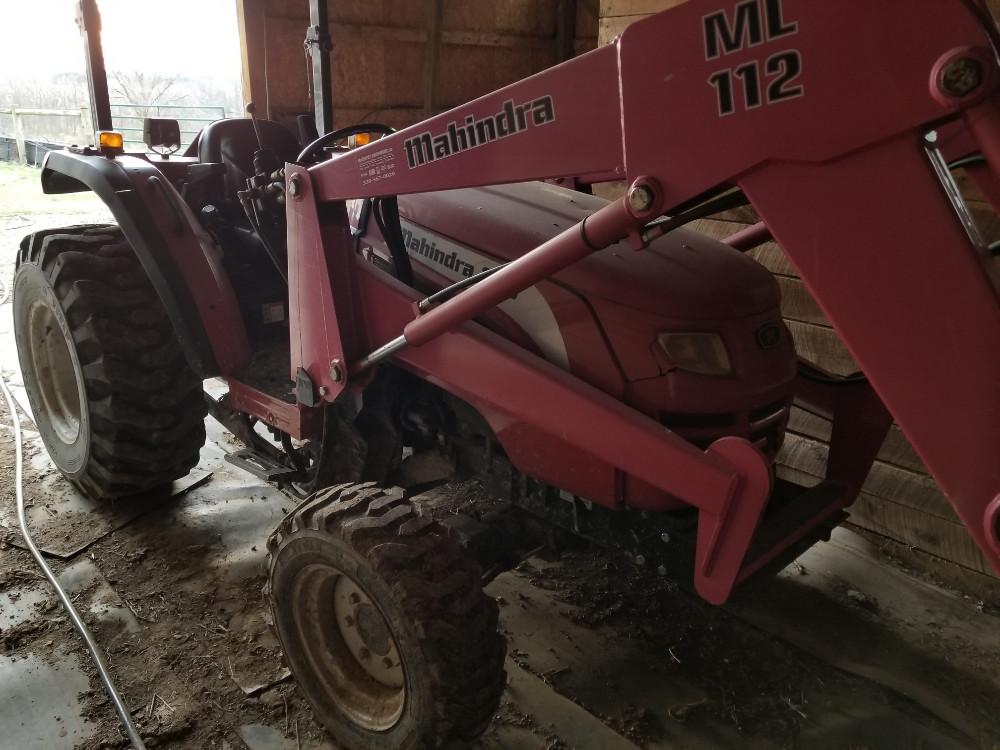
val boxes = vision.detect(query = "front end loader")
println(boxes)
[11,0,1000,746]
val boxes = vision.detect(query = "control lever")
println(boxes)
[246,102,281,176]
[238,102,289,283]
[246,102,265,149]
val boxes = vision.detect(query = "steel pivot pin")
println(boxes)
[939,56,983,98]
[627,184,655,213]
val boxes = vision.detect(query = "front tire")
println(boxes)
[13,224,206,499]
[266,483,506,749]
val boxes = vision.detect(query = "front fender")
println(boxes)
[40,149,251,377]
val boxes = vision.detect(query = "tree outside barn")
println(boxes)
[0,0,243,157]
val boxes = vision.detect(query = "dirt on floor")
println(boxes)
[1,393,998,749]
[0,430,316,749]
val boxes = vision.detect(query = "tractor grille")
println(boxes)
[660,398,789,457]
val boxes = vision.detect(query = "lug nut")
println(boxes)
[627,184,654,213]
[939,56,983,98]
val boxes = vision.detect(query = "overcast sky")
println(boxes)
[0,0,243,83]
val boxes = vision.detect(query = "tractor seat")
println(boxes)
[196,118,301,199]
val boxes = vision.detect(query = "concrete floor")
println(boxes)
[1,166,999,749]
[2,394,998,749]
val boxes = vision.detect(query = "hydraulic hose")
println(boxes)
[0,373,147,750]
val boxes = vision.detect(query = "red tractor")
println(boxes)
[11,1,1000,747]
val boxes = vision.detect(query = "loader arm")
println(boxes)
[287,0,1000,602]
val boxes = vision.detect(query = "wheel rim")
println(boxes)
[291,564,406,731]
[26,300,83,445]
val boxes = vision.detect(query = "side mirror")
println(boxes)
[143,118,181,155]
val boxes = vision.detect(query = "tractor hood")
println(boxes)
[397,181,778,320]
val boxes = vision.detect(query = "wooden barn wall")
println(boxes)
[599,1,1000,587]
[238,0,598,131]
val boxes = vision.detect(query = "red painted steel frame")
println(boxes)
[226,381,323,441]
[287,0,1000,601]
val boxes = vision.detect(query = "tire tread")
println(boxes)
[16,224,205,498]
[266,483,505,747]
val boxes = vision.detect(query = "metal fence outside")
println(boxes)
[0,138,63,167]
[0,102,229,163]
[109,103,227,151]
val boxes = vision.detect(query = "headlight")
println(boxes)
[657,332,732,376]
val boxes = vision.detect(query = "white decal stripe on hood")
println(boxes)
[400,220,570,370]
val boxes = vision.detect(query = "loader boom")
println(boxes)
[283,0,1000,602]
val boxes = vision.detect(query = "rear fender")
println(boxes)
[40,149,251,377]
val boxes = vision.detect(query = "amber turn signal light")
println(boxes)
[97,131,125,155]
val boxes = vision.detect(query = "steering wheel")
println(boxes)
[297,122,396,164]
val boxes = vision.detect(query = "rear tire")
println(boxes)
[266,483,506,749]
[13,224,206,499]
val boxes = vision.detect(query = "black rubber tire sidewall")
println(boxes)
[12,261,91,477]
[269,531,434,750]
[12,224,207,499]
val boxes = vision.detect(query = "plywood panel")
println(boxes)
[600,0,684,16]
[264,18,427,116]
[775,275,826,326]
[778,433,954,520]
[847,495,995,577]
[577,0,599,38]
[259,0,596,129]
[266,0,424,26]
[333,107,421,130]
[777,465,995,577]
[443,0,558,35]
[264,0,305,20]
[237,0,269,114]
[686,219,799,275]
[264,17,310,114]
[787,406,926,475]
[598,15,633,43]
[784,321,857,375]
[438,44,556,109]
[598,0,686,44]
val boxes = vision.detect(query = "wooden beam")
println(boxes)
[261,20,557,50]
[236,0,269,116]
[600,0,687,17]
[778,464,995,576]
[423,0,444,118]
[556,0,579,61]
[787,406,926,475]
[779,433,953,519]
[442,29,554,50]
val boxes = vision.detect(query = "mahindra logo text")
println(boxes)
[404,96,556,170]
